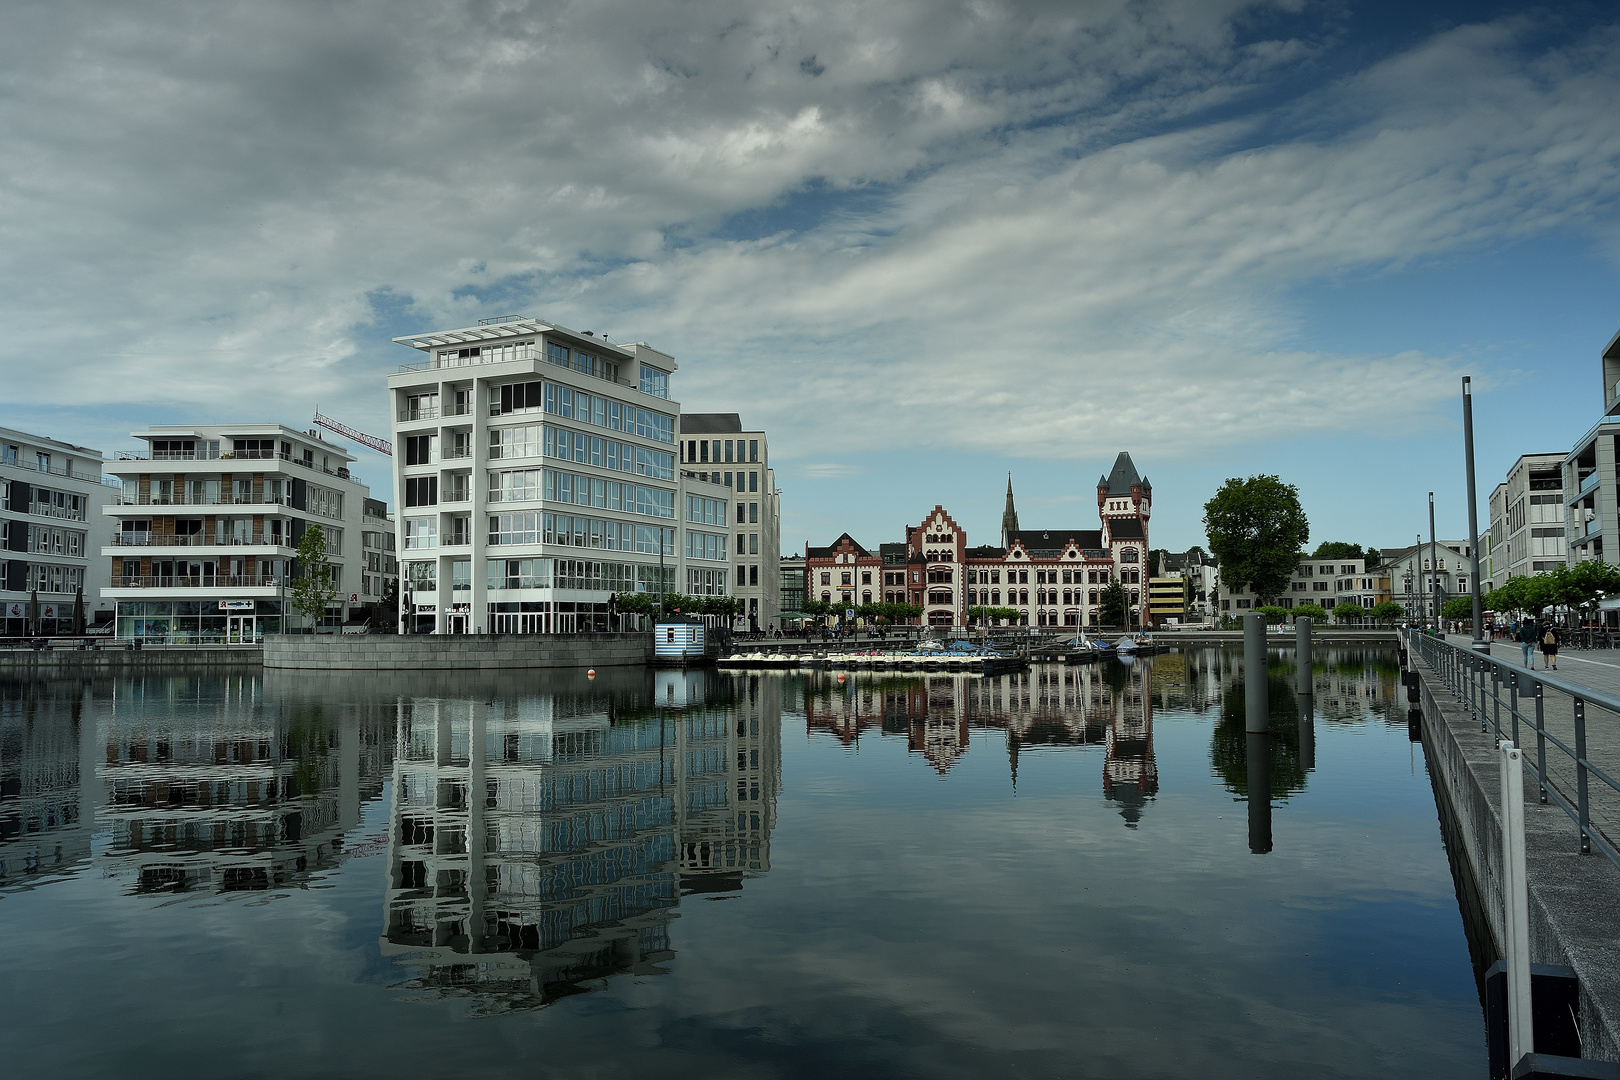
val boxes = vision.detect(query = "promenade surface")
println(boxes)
[1443,633,1620,860]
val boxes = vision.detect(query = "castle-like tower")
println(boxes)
[1097,452,1151,577]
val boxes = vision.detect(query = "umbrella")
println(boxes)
[28,589,38,636]
[74,586,85,635]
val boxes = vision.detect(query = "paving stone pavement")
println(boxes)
[1439,633,1620,862]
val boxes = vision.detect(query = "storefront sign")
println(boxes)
[219,600,255,611]
[415,604,436,614]
[7,602,25,619]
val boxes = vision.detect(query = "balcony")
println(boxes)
[112,449,353,481]
[398,407,440,422]
[111,533,288,548]
[1,456,108,484]
[118,492,293,507]
[111,575,282,589]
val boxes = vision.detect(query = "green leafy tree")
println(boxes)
[1255,605,1291,624]
[1097,582,1128,627]
[1293,603,1328,622]
[290,523,340,633]
[1369,601,1406,624]
[1441,596,1475,622]
[1333,602,1366,623]
[967,605,1023,626]
[1311,541,1365,561]
[1203,476,1310,604]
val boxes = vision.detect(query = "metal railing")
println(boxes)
[111,575,281,589]
[118,492,294,507]
[0,458,106,483]
[111,533,287,547]
[113,449,353,480]
[1409,629,1620,871]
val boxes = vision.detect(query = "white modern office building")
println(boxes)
[678,414,780,632]
[388,316,727,634]
[1565,326,1620,567]
[1483,453,1567,590]
[1,427,115,636]
[102,425,386,641]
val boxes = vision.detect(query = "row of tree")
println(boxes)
[612,591,745,618]
[1247,601,1406,625]
[1478,560,1620,621]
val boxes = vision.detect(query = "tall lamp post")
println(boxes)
[1462,377,1488,653]
[1429,495,1441,635]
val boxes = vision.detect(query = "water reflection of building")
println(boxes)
[0,679,98,891]
[382,674,779,1012]
[97,675,391,894]
[803,662,1157,822]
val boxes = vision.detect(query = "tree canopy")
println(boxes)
[1202,475,1310,604]
[1311,541,1383,567]
[1483,562,1620,621]
[1097,582,1128,626]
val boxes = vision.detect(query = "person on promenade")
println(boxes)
[1516,618,1537,667]
[1540,621,1560,670]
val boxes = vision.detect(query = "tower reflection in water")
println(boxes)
[802,657,1159,826]
[381,670,780,1013]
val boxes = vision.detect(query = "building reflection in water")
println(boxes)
[98,674,393,894]
[3,673,393,895]
[0,679,98,890]
[380,670,780,1013]
[802,658,1159,826]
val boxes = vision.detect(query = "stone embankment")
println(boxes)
[263,633,651,670]
[0,644,261,672]
[1410,646,1620,1064]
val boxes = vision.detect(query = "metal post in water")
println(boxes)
[1462,377,1488,653]
[1247,731,1272,854]
[1244,611,1268,733]
[1499,740,1533,1070]
[1295,615,1312,697]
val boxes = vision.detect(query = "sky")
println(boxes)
[3,0,1619,557]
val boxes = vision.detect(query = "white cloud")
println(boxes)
[0,2,1614,472]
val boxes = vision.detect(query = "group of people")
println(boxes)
[1510,618,1561,670]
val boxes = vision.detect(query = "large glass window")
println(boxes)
[403,518,438,549]
[639,365,669,398]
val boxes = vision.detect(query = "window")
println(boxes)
[638,365,669,398]
[489,424,542,459]
[861,571,871,585]
[750,440,759,462]
[405,476,438,507]
[749,471,758,492]
[406,561,437,590]
[405,434,438,465]
[404,518,437,549]
[749,502,758,524]
[749,533,758,555]
[737,501,746,524]
[491,381,544,416]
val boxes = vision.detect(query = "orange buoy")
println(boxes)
[836,672,846,682]
[587,669,596,679]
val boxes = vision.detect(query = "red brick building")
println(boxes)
[804,452,1153,629]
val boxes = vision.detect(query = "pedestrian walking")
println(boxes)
[1516,619,1537,667]
[1540,621,1560,670]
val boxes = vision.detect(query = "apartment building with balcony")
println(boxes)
[389,317,708,634]
[1484,453,1567,586]
[103,425,382,641]
[1,427,115,635]
[1565,325,1620,566]
[678,414,780,632]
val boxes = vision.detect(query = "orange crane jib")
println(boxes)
[313,411,393,456]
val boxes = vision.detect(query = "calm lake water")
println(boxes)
[0,648,1485,1079]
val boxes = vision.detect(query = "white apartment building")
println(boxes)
[388,316,722,634]
[1566,325,1620,566]
[103,425,384,641]
[678,414,781,632]
[1483,453,1567,586]
[1,427,115,636]
[1219,557,1390,614]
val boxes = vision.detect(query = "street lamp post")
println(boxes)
[1462,377,1488,653]
[1429,495,1441,635]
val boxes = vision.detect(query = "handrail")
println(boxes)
[1408,629,1620,872]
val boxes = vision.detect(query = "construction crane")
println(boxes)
[313,409,393,456]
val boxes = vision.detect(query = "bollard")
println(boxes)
[1247,731,1272,854]
[1295,616,1313,697]
[1499,741,1533,1070]
[1244,611,1268,733]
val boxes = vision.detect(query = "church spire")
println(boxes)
[1001,473,1020,549]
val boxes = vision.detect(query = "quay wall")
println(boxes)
[0,645,261,673]
[1412,653,1620,1062]
[264,634,651,670]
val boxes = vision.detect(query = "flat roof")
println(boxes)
[392,317,634,359]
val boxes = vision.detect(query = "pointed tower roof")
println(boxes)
[1001,474,1020,546]
[1104,452,1144,496]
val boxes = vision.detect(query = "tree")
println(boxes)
[1441,596,1474,622]
[1098,582,1128,627]
[1203,476,1310,604]
[290,523,340,633]
[1293,603,1328,623]
[379,577,400,633]
[1333,602,1366,623]
[967,605,1022,626]
[1311,541,1365,561]
[1255,605,1291,624]
[1369,601,1406,624]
